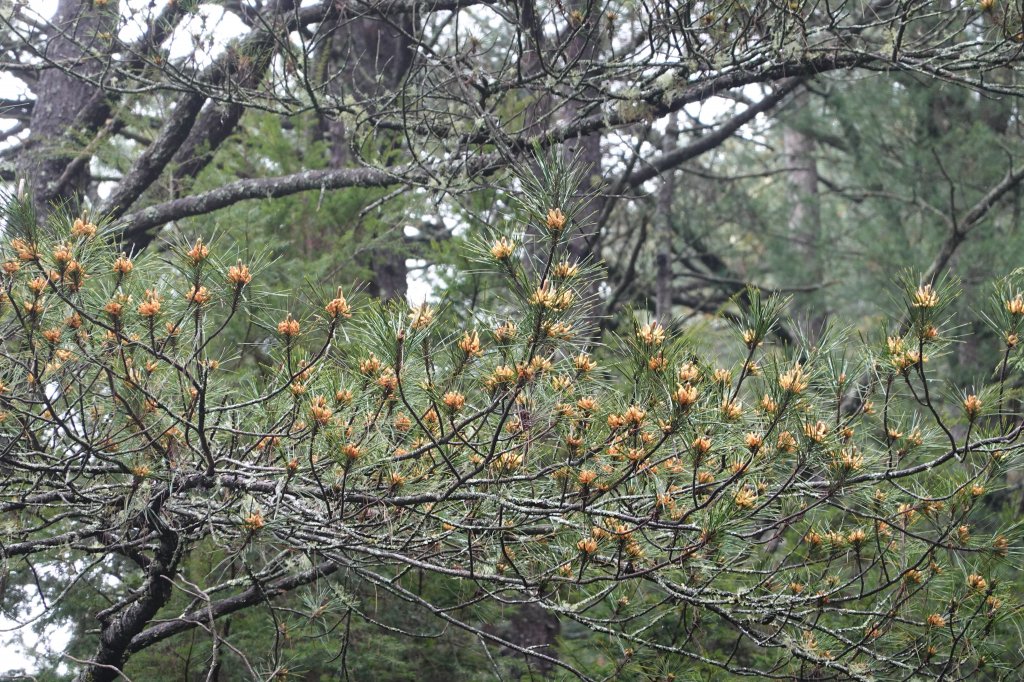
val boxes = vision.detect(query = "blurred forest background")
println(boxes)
[3,0,1024,679]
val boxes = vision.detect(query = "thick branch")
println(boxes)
[115,166,399,237]
[923,161,1024,284]
[127,560,339,654]
[624,78,804,190]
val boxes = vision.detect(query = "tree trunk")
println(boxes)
[563,0,604,334]
[782,90,825,333]
[323,13,415,301]
[19,0,116,220]
[655,115,679,321]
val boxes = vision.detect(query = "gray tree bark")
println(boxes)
[323,12,416,301]
[782,89,826,333]
[655,115,679,321]
[18,0,116,219]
